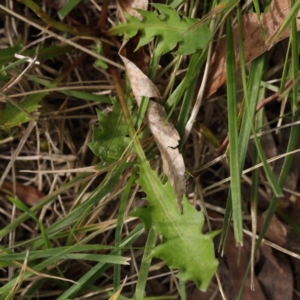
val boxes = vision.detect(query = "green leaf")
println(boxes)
[225,15,243,245]
[88,99,130,163]
[0,93,42,130]
[58,0,81,19]
[56,224,144,299]
[6,196,51,249]
[108,4,212,56]
[92,40,109,69]
[132,161,218,291]
[167,0,186,9]
[26,74,112,103]
[0,40,22,66]
[0,249,128,265]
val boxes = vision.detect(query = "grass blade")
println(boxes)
[114,169,137,292]
[134,228,158,298]
[225,14,243,245]
[237,4,282,198]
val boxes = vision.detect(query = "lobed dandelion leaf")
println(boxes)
[132,160,219,291]
[108,4,212,56]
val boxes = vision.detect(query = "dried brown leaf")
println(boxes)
[205,0,300,98]
[257,212,289,247]
[118,0,148,20]
[225,228,266,299]
[1,181,44,206]
[258,250,293,300]
[120,47,186,211]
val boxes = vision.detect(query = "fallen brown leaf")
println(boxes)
[120,50,186,211]
[225,228,266,299]
[205,0,300,98]
[257,211,289,247]
[1,181,44,206]
[258,247,293,300]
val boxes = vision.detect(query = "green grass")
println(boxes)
[0,0,300,299]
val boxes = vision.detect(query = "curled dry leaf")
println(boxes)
[205,0,300,98]
[119,46,186,211]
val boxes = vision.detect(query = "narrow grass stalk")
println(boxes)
[56,225,144,300]
[179,279,187,300]
[183,17,215,144]
[58,0,81,19]
[165,50,204,110]
[0,224,138,297]
[176,71,199,140]
[252,0,266,40]
[114,170,137,292]
[225,14,243,245]
[218,52,266,255]
[249,99,264,290]
[279,41,291,93]
[255,0,300,253]
[31,164,126,250]
[237,2,300,297]
[0,172,91,239]
[134,228,158,299]
[164,55,182,104]
[237,5,282,199]
[6,197,51,249]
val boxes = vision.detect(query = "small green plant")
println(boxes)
[89,102,219,290]
[108,4,212,56]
